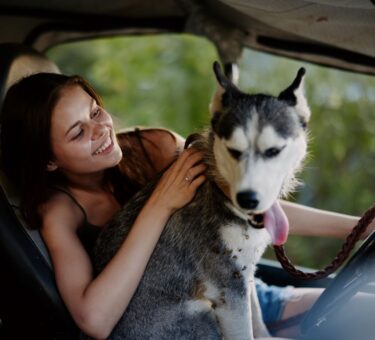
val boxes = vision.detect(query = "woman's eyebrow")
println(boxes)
[65,120,82,136]
[65,97,95,136]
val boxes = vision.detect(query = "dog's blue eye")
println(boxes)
[264,147,281,158]
[227,148,242,159]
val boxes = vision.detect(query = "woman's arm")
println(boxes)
[281,200,375,240]
[42,148,206,339]
[42,195,173,339]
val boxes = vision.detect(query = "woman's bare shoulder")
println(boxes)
[40,191,85,238]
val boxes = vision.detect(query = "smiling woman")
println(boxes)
[0,71,207,338]
[0,74,121,228]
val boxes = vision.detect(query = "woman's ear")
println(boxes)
[47,161,58,172]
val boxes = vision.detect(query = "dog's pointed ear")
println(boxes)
[278,68,310,127]
[224,63,239,86]
[210,61,237,115]
[213,61,233,90]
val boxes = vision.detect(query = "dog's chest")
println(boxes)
[219,223,270,279]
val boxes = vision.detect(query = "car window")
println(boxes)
[47,35,375,268]
[48,35,217,136]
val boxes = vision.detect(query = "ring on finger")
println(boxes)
[185,176,190,182]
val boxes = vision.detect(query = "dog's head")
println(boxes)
[210,61,310,216]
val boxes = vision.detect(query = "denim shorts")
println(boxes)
[255,278,295,324]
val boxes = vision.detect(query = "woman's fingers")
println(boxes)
[150,148,207,213]
[171,148,198,174]
[184,163,207,182]
[164,148,204,182]
[184,150,205,169]
[190,174,206,189]
[158,147,206,191]
[177,150,204,179]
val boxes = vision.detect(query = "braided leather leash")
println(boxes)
[273,203,375,280]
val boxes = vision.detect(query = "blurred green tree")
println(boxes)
[48,35,375,268]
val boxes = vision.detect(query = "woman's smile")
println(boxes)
[93,134,114,156]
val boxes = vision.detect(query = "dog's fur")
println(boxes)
[93,62,310,339]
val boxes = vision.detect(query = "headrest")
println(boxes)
[0,43,60,108]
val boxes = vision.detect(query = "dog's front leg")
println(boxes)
[214,288,253,340]
[250,280,271,338]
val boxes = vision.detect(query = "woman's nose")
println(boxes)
[91,122,106,140]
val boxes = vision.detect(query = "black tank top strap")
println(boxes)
[53,186,89,225]
[52,187,101,260]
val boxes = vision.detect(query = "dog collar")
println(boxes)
[247,214,265,229]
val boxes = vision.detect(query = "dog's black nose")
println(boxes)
[237,191,259,209]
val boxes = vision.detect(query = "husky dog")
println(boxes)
[93,62,310,339]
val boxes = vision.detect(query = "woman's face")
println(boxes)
[49,85,122,177]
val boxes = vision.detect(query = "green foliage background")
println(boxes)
[48,34,375,268]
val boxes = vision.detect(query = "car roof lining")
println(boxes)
[0,0,374,74]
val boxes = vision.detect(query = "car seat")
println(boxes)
[0,43,79,340]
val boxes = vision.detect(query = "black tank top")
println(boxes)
[54,188,101,260]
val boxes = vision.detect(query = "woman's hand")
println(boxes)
[147,148,206,214]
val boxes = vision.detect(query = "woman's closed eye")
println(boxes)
[91,107,102,119]
[72,128,84,140]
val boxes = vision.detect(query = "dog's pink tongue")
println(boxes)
[264,201,289,246]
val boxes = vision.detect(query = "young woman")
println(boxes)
[0,73,207,339]
[1,72,371,339]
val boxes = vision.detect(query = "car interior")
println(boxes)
[0,1,374,339]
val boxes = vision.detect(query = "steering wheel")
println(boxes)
[300,230,375,339]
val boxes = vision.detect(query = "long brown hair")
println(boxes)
[0,73,146,229]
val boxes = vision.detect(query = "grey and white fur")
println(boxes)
[93,62,311,339]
